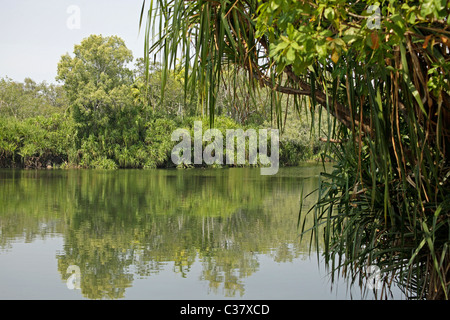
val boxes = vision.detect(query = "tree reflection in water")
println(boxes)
[0,166,326,299]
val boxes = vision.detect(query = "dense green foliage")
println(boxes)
[142,0,450,299]
[0,34,324,170]
[0,77,68,118]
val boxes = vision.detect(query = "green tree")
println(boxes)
[55,35,140,167]
[56,34,134,135]
[0,77,67,119]
[133,58,197,116]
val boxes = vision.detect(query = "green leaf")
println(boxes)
[324,7,335,21]
[315,43,327,58]
[286,47,296,63]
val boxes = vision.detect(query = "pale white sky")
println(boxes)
[0,0,148,84]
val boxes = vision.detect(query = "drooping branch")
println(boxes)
[247,56,372,135]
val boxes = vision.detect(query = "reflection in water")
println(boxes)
[0,166,329,299]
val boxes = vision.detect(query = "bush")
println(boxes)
[0,108,319,169]
[0,114,76,168]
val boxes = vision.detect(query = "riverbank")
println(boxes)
[0,113,326,170]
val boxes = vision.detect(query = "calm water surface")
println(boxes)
[0,166,403,299]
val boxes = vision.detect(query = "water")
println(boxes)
[0,166,403,300]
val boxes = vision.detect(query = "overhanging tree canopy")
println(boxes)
[141,0,450,299]
[141,0,449,137]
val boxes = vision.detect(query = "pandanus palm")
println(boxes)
[140,0,450,299]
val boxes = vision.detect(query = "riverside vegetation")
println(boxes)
[0,35,326,170]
